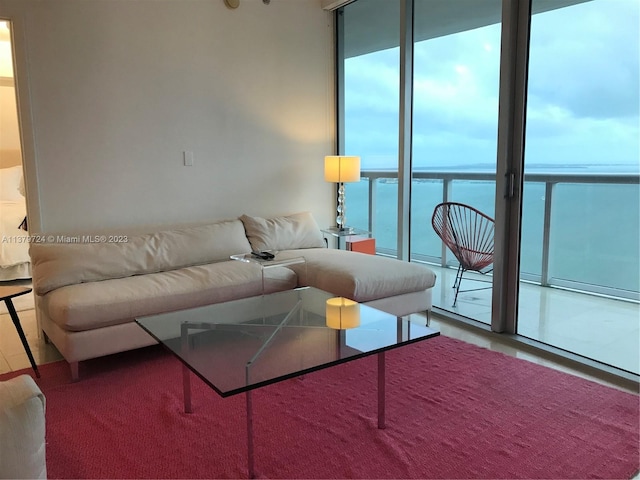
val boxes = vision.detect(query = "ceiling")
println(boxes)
[343,0,592,58]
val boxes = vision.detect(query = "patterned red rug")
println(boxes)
[4,335,639,479]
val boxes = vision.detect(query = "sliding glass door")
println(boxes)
[337,0,639,376]
[519,0,640,374]
[411,0,502,321]
[341,0,502,324]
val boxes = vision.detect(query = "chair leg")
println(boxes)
[453,282,461,307]
[452,268,466,307]
[5,299,40,378]
[452,264,463,290]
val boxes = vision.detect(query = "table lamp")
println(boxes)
[324,155,361,231]
[326,297,361,330]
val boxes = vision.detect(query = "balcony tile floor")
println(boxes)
[430,265,640,375]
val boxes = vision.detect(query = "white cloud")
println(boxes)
[344,0,639,170]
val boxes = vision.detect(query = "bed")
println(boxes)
[0,165,31,281]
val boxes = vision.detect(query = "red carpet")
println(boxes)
[4,336,639,479]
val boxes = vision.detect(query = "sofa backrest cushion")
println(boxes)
[30,219,252,295]
[240,211,325,252]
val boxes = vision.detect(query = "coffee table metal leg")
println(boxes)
[180,322,193,414]
[183,364,192,413]
[378,351,385,429]
[246,390,255,479]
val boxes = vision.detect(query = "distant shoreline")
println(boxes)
[361,163,640,174]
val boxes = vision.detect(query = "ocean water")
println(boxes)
[346,169,640,294]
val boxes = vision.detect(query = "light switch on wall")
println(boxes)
[183,151,194,166]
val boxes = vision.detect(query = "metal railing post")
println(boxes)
[368,177,376,235]
[540,181,554,286]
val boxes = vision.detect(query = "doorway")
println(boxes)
[0,19,32,283]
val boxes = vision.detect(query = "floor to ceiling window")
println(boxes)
[519,0,639,373]
[340,0,400,249]
[411,0,502,320]
[336,0,640,375]
[337,0,639,377]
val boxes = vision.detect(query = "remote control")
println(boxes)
[251,251,274,260]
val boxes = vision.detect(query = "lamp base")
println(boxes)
[336,182,348,231]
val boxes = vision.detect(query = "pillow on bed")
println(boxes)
[0,165,24,201]
[240,212,325,251]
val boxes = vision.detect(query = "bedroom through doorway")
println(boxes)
[0,19,32,292]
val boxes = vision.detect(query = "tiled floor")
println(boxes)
[428,264,640,376]
[0,284,62,375]
[0,280,637,396]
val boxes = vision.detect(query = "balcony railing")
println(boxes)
[349,169,640,302]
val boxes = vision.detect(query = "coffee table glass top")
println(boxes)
[136,287,439,397]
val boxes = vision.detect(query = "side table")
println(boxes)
[230,252,306,293]
[0,286,40,378]
[321,226,372,250]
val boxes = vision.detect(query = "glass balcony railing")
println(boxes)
[347,170,640,302]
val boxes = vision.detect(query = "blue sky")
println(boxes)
[344,0,639,172]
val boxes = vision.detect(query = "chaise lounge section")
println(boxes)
[29,212,436,380]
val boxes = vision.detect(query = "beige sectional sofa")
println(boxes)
[29,212,436,380]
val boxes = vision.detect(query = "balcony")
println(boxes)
[347,169,640,376]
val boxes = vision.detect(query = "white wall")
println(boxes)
[0,0,335,234]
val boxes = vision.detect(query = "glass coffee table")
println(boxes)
[136,287,439,478]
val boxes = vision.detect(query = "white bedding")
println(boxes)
[0,199,30,268]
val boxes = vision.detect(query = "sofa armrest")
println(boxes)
[0,375,47,479]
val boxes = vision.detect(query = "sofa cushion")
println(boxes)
[30,219,252,295]
[240,212,325,252]
[41,261,297,332]
[277,248,436,303]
